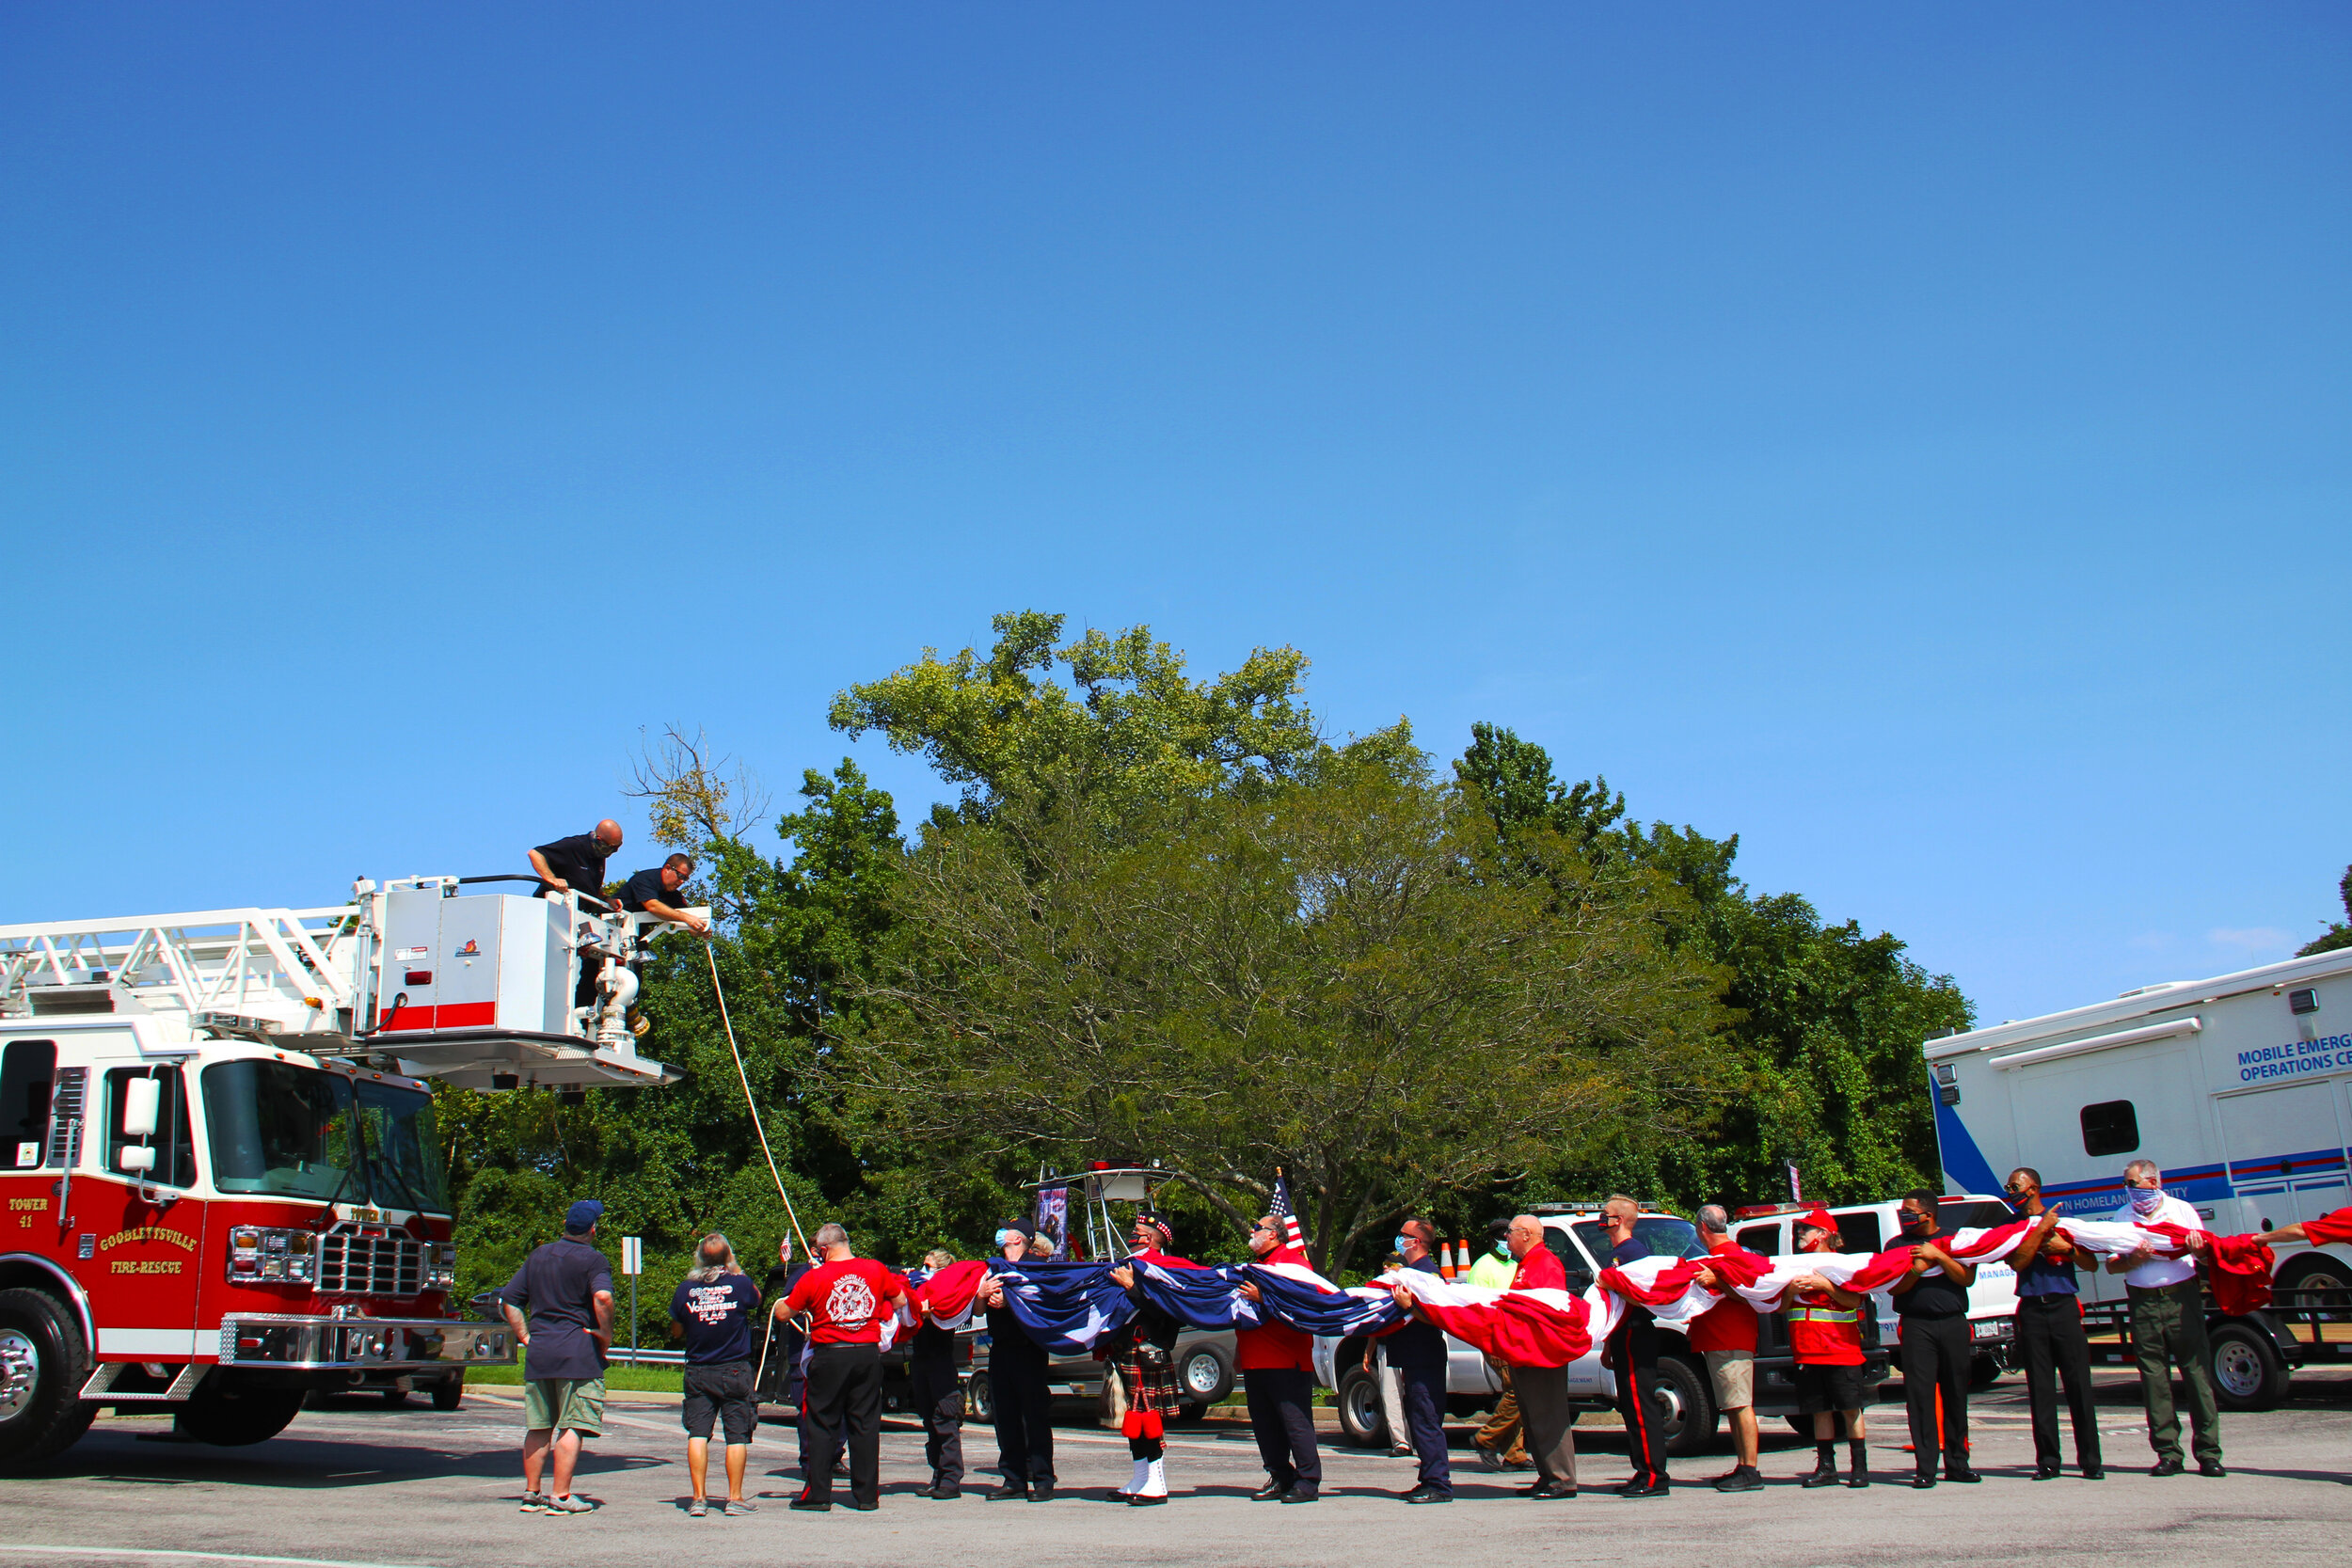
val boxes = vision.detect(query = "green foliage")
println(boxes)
[441,620,1978,1299]
[829,610,1327,824]
[1457,724,1972,1210]
[2296,863,2352,957]
[843,744,1729,1272]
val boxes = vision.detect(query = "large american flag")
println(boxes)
[1271,1170,1306,1251]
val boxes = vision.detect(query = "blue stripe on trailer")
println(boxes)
[1931,1069,2006,1196]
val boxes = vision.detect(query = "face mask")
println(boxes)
[2130,1186,2163,1215]
[995,1228,1021,1249]
[1898,1212,1928,1237]
[1495,1240,1511,1259]
[1393,1234,1411,1256]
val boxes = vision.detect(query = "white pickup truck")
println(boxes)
[1315,1204,1894,1458]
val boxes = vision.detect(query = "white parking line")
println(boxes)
[0,1546,446,1568]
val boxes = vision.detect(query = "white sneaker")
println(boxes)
[519,1493,548,1513]
[543,1494,594,1514]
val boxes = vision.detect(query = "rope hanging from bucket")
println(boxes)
[705,940,810,1259]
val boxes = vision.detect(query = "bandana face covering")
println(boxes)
[2130,1186,2164,1216]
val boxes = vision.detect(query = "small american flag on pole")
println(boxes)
[1271,1169,1305,1251]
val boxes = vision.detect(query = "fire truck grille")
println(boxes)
[315,1227,426,1297]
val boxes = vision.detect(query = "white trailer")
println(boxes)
[1922,943,2352,1405]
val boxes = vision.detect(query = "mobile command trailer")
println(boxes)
[0,875,694,1467]
[1924,943,2352,1405]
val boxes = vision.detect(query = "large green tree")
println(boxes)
[1456,722,1974,1208]
[841,746,1727,1272]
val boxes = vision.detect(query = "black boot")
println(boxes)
[1800,1441,1838,1489]
[1846,1440,1869,1488]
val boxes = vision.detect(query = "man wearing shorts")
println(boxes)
[1785,1209,1871,1488]
[501,1197,617,1514]
[1690,1204,1767,1491]
[671,1233,762,1517]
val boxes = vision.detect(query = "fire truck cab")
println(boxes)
[0,875,692,1467]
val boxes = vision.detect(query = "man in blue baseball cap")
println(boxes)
[501,1197,617,1514]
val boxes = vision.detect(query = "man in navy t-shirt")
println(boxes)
[500,1198,615,1514]
[671,1233,763,1516]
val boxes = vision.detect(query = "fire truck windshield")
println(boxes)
[200,1059,451,1214]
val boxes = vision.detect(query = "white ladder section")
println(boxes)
[0,906,360,1036]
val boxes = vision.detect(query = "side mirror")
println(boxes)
[121,1077,161,1139]
[118,1145,156,1174]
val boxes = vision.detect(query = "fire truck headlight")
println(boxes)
[227,1227,313,1284]
[426,1243,457,1291]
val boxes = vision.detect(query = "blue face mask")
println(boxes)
[2129,1186,2163,1216]
[1495,1240,1511,1259]
[1393,1234,1411,1257]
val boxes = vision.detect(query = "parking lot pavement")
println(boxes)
[2,1370,2346,1568]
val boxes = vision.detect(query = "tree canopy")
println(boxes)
[438,615,1979,1302]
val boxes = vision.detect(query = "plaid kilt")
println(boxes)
[1118,1339,1182,1419]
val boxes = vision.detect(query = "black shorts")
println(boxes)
[1792,1362,1870,1414]
[682,1359,758,1445]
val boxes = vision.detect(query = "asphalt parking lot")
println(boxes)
[2,1368,2347,1568]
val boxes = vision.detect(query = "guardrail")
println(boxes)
[608,1346,687,1367]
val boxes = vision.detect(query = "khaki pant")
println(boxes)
[1474,1356,1530,1464]
[1511,1364,1577,1488]
[2129,1279,2221,1465]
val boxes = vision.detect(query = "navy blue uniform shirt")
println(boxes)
[670,1272,761,1364]
[501,1238,614,1381]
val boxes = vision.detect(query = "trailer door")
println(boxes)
[2217,1083,2350,1229]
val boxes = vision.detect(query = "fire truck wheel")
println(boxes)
[381,1386,409,1408]
[430,1374,464,1412]
[173,1379,306,1447]
[0,1288,98,1469]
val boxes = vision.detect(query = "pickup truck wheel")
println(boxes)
[2207,1323,2288,1412]
[1654,1355,1717,1458]
[1179,1344,1231,1405]
[0,1288,96,1469]
[963,1371,993,1425]
[1335,1365,1389,1449]
[430,1375,463,1412]
[174,1379,306,1447]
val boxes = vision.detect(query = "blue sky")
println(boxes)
[3,5,2345,1028]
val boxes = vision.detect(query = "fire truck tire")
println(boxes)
[381,1386,408,1408]
[430,1375,464,1411]
[0,1287,98,1469]
[173,1379,306,1447]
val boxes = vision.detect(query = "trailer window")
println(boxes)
[2081,1100,2138,1158]
[0,1039,56,1168]
[103,1067,195,1188]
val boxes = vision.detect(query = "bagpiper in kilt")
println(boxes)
[1104,1212,1197,1505]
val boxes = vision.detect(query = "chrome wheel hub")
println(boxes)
[0,1329,39,1421]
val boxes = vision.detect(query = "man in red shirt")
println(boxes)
[1784,1209,1871,1489]
[1499,1213,1579,1499]
[778,1222,908,1513]
[1232,1214,1323,1502]
[1690,1204,1767,1491]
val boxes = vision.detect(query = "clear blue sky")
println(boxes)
[3,5,2345,1028]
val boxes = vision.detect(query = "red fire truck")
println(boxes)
[0,874,691,1467]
